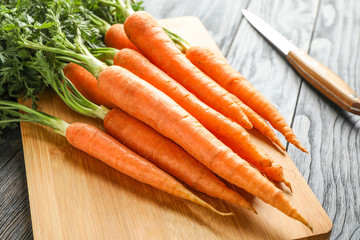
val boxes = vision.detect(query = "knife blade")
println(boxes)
[242,9,360,115]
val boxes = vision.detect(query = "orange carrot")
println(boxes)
[104,108,254,211]
[105,24,139,51]
[113,48,289,188]
[101,23,286,151]
[123,12,252,130]
[63,63,116,109]
[97,65,312,229]
[102,23,284,151]
[230,94,286,151]
[185,46,308,153]
[66,122,229,215]
[49,63,254,211]
[1,98,230,216]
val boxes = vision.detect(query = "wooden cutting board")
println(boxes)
[20,16,332,240]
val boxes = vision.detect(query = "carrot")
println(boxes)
[104,24,139,51]
[44,67,254,212]
[123,12,252,130]
[185,46,308,153]
[230,94,286,151]
[97,65,312,229]
[99,20,284,152]
[113,48,290,188]
[63,63,116,109]
[0,100,228,215]
[21,27,254,212]
[104,108,255,211]
[66,122,231,215]
[101,22,286,151]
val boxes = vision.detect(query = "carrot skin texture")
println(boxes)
[104,25,283,151]
[63,63,117,109]
[185,46,308,153]
[105,24,139,51]
[66,122,228,215]
[98,65,311,229]
[113,48,289,188]
[106,20,285,152]
[104,108,254,211]
[230,94,286,151]
[123,11,252,129]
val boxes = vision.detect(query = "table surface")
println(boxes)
[0,0,359,239]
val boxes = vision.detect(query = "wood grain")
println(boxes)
[226,0,320,147]
[20,17,331,240]
[0,128,32,240]
[288,0,360,239]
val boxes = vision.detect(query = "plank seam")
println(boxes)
[224,0,252,57]
[287,0,323,151]
[0,148,23,172]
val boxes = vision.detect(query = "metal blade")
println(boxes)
[242,9,298,55]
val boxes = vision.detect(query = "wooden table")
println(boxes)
[0,0,359,239]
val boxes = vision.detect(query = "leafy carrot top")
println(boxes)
[0,0,141,107]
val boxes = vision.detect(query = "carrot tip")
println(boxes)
[198,198,234,216]
[305,222,313,232]
[217,211,235,217]
[249,206,257,214]
[242,120,253,129]
[297,143,309,153]
[278,143,286,151]
[297,214,313,231]
[289,139,308,153]
[284,180,292,193]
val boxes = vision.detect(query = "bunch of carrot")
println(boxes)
[1,0,313,232]
[62,3,311,230]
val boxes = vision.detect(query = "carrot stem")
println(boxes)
[26,52,110,120]
[99,0,134,18]
[0,100,69,136]
[18,39,107,78]
[163,28,190,53]
[91,47,120,61]
[86,11,112,34]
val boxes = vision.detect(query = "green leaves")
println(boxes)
[0,0,144,133]
[84,0,144,25]
[26,51,109,120]
[0,0,107,107]
[0,1,51,105]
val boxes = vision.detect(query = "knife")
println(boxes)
[242,9,360,115]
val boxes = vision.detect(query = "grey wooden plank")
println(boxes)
[225,0,320,146]
[289,0,360,239]
[0,128,22,168]
[144,0,250,54]
[0,128,32,240]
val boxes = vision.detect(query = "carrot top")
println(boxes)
[0,100,69,136]
[88,0,191,53]
[27,52,110,120]
[0,0,104,107]
[2,2,108,79]
[18,34,107,78]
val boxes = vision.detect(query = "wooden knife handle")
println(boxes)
[286,49,360,115]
